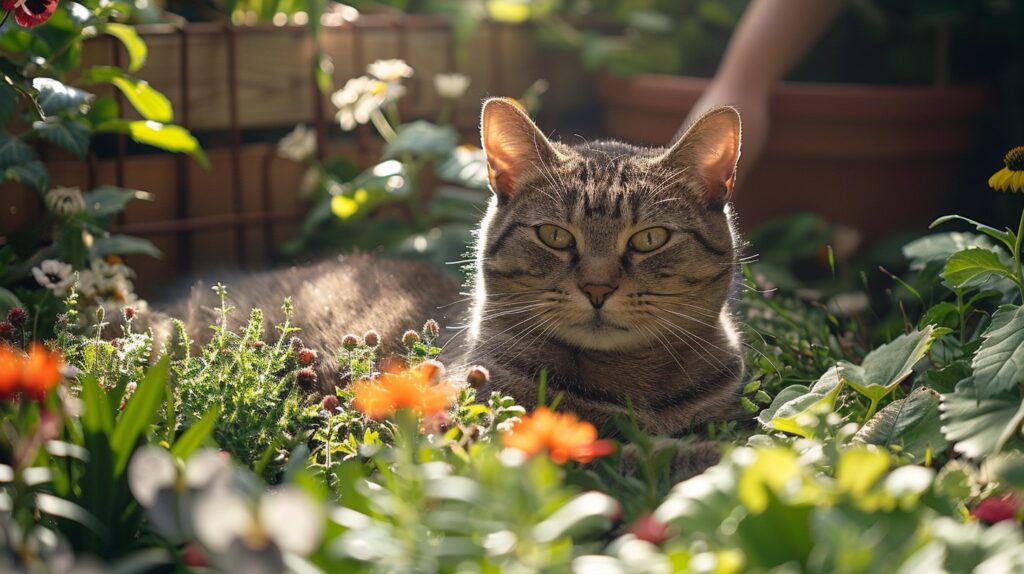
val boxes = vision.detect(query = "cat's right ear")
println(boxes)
[480,97,560,202]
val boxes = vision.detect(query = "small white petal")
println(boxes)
[128,446,177,508]
[259,487,324,556]
[194,490,254,552]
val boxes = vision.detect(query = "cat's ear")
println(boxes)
[657,106,741,206]
[480,97,560,202]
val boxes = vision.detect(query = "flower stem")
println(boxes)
[1014,207,1024,302]
[0,10,11,29]
[369,109,397,143]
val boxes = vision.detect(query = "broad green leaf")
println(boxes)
[930,214,1014,248]
[435,145,489,189]
[988,452,1024,490]
[757,366,844,438]
[80,375,114,435]
[91,234,162,259]
[853,387,947,459]
[941,248,1015,289]
[82,67,172,123]
[0,288,23,316]
[5,162,50,191]
[97,120,208,168]
[33,118,91,159]
[383,120,458,160]
[31,77,94,118]
[971,305,1024,399]
[170,405,221,459]
[111,356,170,474]
[0,131,35,168]
[836,448,890,497]
[940,379,1024,458]
[84,185,152,217]
[838,326,941,403]
[100,23,147,72]
[902,232,992,271]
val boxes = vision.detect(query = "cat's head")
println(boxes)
[473,98,742,352]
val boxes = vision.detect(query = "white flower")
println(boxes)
[366,58,413,82]
[44,186,86,216]
[32,260,74,295]
[331,76,386,131]
[378,81,407,104]
[434,73,470,99]
[194,485,324,557]
[277,125,317,162]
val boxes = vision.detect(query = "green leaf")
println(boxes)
[5,162,50,191]
[84,185,151,217]
[930,214,1014,249]
[34,118,91,159]
[100,23,147,72]
[942,248,1016,289]
[757,366,844,438]
[36,493,109,539]
[853,387,947,459]
[0,131,35,168]
[82,67,172,123]
[940,379,1024,458]
[838,326,941,403]
[111,356,169,474]
[383,120,458,160]
[902,232,992,271]
[91,234,162,259]
[0,288,23,317]
[971,305,1024,399]
[435,146,489,189]
[170,405,221,459]
[81,375,114,436]
[97,120,208,168]
[0,83,18,128]
[32,77,94,118]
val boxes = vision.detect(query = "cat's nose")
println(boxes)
[579,284,617,308]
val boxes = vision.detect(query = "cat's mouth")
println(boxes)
[582,313,629,332]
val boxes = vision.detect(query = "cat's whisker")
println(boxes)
[649,314,733,375]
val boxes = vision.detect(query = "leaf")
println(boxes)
[838,326,941,403]
[32,78,94,118]
[0,288,23,316]
[930,214,1014,248]
[84,185,151,217]
[91,234,162,259]
[33,118,91,159]
[940,379,1024,458]
[757,366,844,438]
[0,83,17,128]
[100,23,147,72]
[5,162,50,191]
[942,248,1016,289]
[0,131,35,168]
[170,405,220,459]
[111,356,169,474]
[836,448,890,497]
[82,67,172,123]
[971,305,1024,399]
[382,120,458,160]
[902,232,992,271]
[853,387,947,459]
[435,146,489,189]
[97,120,208,168]
[36,493,109,539]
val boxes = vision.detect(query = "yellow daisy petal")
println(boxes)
[1011,170,1024,193]
[989,167,1011,191]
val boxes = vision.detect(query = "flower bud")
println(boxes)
[423,319,440,340]
[320,394,340,412]
[297,367,318,389]
[298,348,318,366]
[363,329,380,348]
[6,307,27,326]
[341,334,360,351]
[419,359,446,385]
[466,365,490,388]
[402,330,420,347]
[123,306,137,321]
[0,322,13,341]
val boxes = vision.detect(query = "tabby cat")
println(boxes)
[166,98,746,443]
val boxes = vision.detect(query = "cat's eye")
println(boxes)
[537,224,574,250]
[629,227,670,253]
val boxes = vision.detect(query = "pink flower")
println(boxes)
[2,0,58,28]
[972,493,1020,524]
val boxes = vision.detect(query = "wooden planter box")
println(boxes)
[598,73,991,243]
[2,17,593,296]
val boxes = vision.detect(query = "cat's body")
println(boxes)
[163,99,747,442]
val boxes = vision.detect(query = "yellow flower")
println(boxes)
[989,146,1024,193]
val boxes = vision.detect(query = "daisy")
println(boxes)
[277,125,317,162]
[366,59,413,82]
[989,145,1024,193]
[331,76,386,131]
[433,73,471,99]
[32,260,74,296]
[44,186,86,216]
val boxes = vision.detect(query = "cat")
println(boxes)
[163,98,746,459]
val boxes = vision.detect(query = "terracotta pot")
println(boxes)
[597,73,991,243]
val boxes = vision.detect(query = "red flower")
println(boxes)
[972,493,1020,524]
[628,513,672,544]
[2,0,59,28]
[0,343,63,401]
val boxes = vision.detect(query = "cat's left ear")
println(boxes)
[656,106,741,206]
[480,97,561,203]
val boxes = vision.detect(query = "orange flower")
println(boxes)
[502,407,616,464]
[351,364,455,419]
[0,343,63,401]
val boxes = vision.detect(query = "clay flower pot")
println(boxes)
[597,73,990,242]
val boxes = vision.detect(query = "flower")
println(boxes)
[362,330,380,348]
[296,368,318,389]
[402,330,420,347]
[320,394,339,412]
[1,0,58,28]
[341,334,360,351]
[277,125,316,162]
[0,343,63,401]
[434,73,471,99]
[972,493,1020,524]
[0,322,13,342]
[466,365,490,388]
[423,319,440,340]
[331,76,386,131]
[502,407,615,464]
[32,260,74,296]
[297,348,318,366]
[989,146,1024,193]
[628,513,672,544]
[6,307,27,326]
[366,59,413,82]
[351,365,455,420]
[44,186,86,216]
